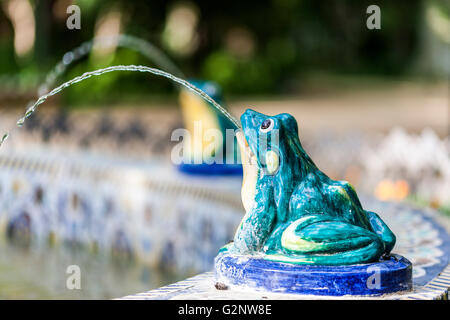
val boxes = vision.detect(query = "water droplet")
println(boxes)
[0,133,9,146]
[63,52,74,65]
[17,117,25,127]
[25,107,35,117]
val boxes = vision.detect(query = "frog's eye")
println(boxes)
[260,119,274,132]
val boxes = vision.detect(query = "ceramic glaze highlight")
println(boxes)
[226,109,396,265]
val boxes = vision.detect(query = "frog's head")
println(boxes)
[237,109,301,173]
[237,109,313,213]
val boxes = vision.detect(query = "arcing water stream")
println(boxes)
[0,35,241,148]
[0,65,241,148]
[37,34,185,96]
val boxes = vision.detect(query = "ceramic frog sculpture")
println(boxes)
[228,109,396,265]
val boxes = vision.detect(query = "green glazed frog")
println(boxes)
[228,109,396,265]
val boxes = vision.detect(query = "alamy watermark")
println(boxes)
[66,265,81,290]
[366,265,381,289]
[366,5,381,30]
[66,5,81,30]
[170,122,280,168]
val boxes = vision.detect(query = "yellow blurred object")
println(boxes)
[375,179,410,201]
[426,3,450,44]
[3,0,35,58]
[92,8,122,61]
[179,89,221,162]
[430,198,441,209]
[162,2,199,56]
[395,180,409,200]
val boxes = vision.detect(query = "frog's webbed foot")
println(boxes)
[266,215,385,265]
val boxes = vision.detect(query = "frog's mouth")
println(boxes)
[236,130,260,213]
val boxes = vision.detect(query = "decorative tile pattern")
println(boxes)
[0,149,242,272]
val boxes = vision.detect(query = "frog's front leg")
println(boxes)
[232,184,276,253]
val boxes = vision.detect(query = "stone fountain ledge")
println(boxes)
[120,199,450,300]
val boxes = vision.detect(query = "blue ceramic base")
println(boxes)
[214,251,412,296]
[178,163,242,176]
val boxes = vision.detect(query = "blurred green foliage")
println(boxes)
[0,0,447,105]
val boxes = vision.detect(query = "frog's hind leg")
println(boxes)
[265,215,384,265]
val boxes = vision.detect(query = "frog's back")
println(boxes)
[289,171,371,229]
[288,172,326,220]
